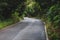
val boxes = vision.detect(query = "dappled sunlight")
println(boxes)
[27,2,35,7]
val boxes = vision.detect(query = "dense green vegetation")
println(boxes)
[24,0,41,17]
[24,0,60,40]
[46,5,60,40]
[0,0,25,29]
[34,0,60,40]
[0,0,60,40]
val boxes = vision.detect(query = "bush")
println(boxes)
[46,4,60,40]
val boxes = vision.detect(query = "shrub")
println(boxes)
[46,4,60,40]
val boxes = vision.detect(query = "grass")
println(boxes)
[0,19,14,29]
[0,17,23,29]
[0,12,24,29]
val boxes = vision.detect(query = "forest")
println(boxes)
[0,0,60,40]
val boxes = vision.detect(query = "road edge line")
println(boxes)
[44,22,49,40]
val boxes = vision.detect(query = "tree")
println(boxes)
[0,0,25,20]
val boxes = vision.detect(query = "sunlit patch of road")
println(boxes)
[22,17,40,22]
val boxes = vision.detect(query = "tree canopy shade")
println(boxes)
[0,0,25,20]
[24,0,41,17]
[0,0,60,40]
[35,0,60,9]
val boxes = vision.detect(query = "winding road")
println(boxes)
[0,17,46,40]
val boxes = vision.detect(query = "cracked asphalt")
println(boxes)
[0,17,46,40]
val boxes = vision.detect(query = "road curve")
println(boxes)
[0,17,46,40]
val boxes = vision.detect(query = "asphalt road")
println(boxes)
[0,17,46,40]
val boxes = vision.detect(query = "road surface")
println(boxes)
[0,17,46,40]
